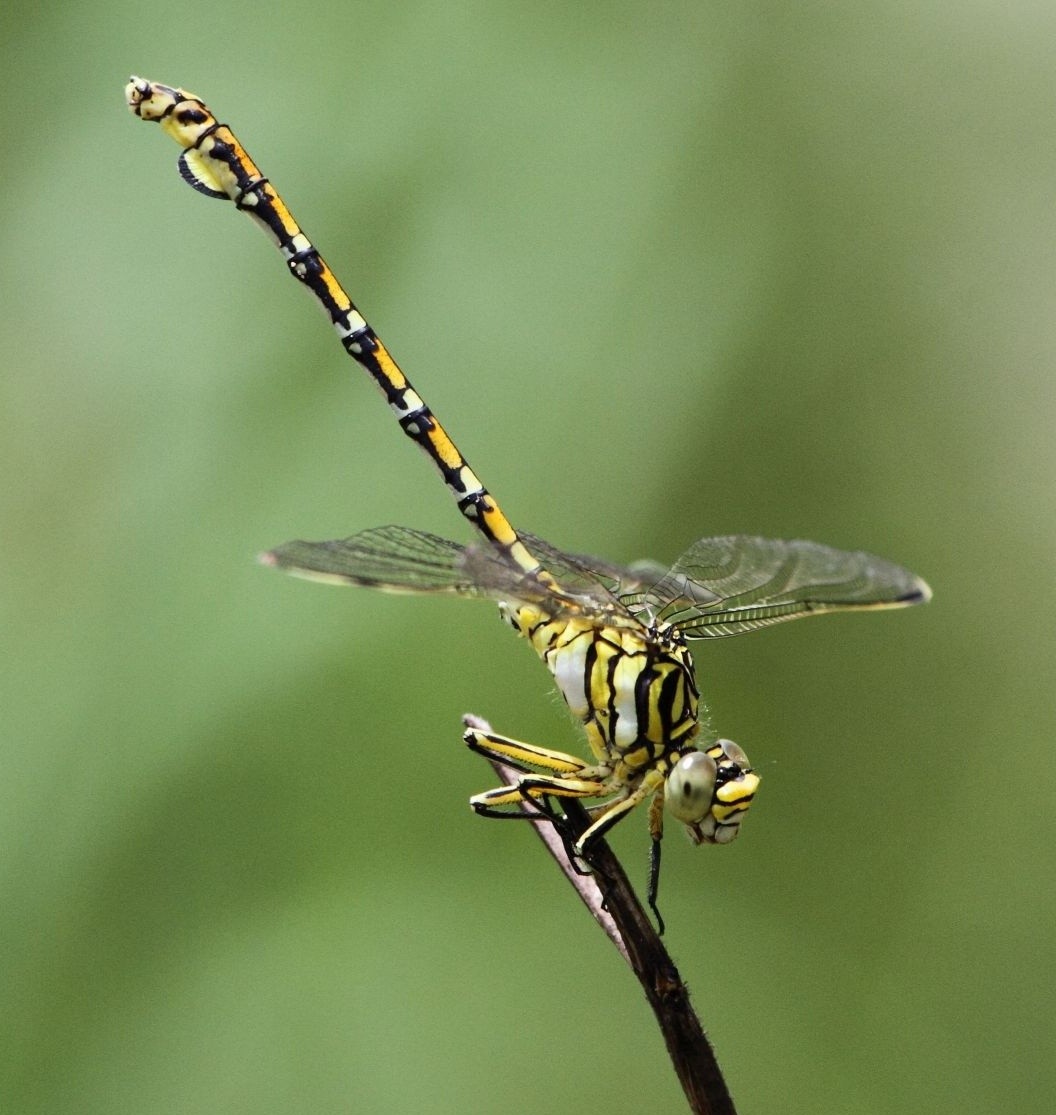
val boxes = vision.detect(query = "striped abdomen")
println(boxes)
[127,78,540,575]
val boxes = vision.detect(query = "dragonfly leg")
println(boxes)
[646,791,667,935]
[572,770,665,856]
[463,725,613,820]
[462,725,592,776]
[463,722,621,875]
[469,772,609,813]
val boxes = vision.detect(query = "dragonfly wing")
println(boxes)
[262,524,592,609]
[264,522,655,626]
[645,536,931,638]
[513,532,658,626]
[261,525,484,596]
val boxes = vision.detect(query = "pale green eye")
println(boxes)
[666,751,718,823]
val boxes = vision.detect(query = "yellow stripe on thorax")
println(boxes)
[512,604,699,767]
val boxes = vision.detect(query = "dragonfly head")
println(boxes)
[666,739,760,845]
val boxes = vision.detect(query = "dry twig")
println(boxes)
[463,714,737,1115]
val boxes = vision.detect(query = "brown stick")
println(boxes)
[464,714,737,1115]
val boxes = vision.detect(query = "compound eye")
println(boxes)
[666,751,718,824]
[717,739,750,768]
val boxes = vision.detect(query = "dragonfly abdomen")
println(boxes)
[125,77,543,576]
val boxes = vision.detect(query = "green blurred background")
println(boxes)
[2,3,1053,1112]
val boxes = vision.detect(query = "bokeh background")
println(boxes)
[3,4,1053,1113]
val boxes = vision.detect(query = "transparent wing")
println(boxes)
[514,532,658,619]
[634,536,931,638]
[261,525,486,596]
[262,525,651,627]
[261,527,929,637]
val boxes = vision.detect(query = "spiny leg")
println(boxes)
[463,726,610,822]
[574,774,669,934]
[462,725,593,777]
[462,722,672,907]
[462,720,611,870]
[647,789,667,936]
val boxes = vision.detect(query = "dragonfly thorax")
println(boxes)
[502,603,701,770]
[501,599,759,844]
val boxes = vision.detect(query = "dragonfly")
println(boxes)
[126,78,931,922]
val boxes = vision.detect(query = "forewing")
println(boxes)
[261,525,486,596]
[645,536,931,638]
[260,524,620,613]
[513,532,655,626]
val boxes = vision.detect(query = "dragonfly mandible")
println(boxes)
[126,78,931,919]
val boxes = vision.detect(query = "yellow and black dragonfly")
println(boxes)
[127,78,930,918]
